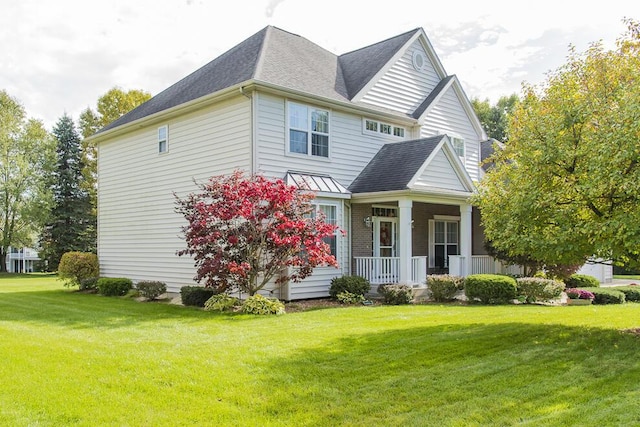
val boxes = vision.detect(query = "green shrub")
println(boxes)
[204,293,240,312]
[565,274,600,288]
[329,276,371,299]
[78,277,99,291]
[580,287,625,304]
[465,274,517,304]
[377,284,413,305]
[336,291,366,305]
[136,281,167,300]
[180,286,218,307]
[241,294,285,315]
[516,277,565,303]
[58,252,99,287]
[614,286,640,302]
[427,275,463,302]
[97,278,133,297]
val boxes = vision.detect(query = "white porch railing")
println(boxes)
[449,255,524,276]
[354,256,427,284]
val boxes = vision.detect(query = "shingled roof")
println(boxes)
[99,26,419,133]
[338,28,420,98]
[348,136,445,193]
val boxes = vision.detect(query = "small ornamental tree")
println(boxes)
[175,171,340,295]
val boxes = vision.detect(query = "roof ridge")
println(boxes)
[339,28,420,57]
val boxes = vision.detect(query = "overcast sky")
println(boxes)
[1,0,638,129]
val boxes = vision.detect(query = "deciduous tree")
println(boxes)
[175,171,340,296]
[474,19,640,268]
[0,91,55,271]
[471,94,519,142]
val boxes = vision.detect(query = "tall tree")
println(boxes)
[0,91,55,271]
[474,19,640,269]
[40,114,94,270]
[471,94,519,142]
[78,87,151,251]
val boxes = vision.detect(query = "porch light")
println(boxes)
[363,216,372,228]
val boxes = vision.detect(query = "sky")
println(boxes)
[1,0,638,129]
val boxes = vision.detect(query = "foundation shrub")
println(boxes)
[97,278,133,297]
[58,252,99,287]
[329,276,371,299]
[580,287,625,304]
[465,274,517,304]
[516,277,565,303]
[377,284,413,305]
[180,286,218,307]
[565,274,600,288]
[614,286,640,302]
[427,275,463,302]
[136,281,167,300]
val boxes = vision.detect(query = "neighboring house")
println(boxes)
[89,26,578,299]
[5,247,39,273]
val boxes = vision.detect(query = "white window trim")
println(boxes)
[313,201,341,261]
[158,125,169,154]
[286,101,331,160]
[362,118,405,139]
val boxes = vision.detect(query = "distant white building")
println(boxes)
[6,247,39,273]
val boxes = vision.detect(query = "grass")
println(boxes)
[614,274,640,280]
[1,274,639,426]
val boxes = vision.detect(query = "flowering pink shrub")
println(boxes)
[175,170,341,295]
[565,288,595,300]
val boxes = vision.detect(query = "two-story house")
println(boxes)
[89,26,506,300]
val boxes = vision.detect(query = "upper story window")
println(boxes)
[158,125,168,153]
[288,102,329,158]
[363,119,405,139]
[451,136,465,158]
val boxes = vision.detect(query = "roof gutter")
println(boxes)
[86,80,254,143]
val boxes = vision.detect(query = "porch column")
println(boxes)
[460,203,472,276]
[398,199,413,283]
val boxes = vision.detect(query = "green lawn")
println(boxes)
[1,274,639,426]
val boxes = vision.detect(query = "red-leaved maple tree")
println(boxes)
[175,171,340,295]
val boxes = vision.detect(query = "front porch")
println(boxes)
[354,255,523,285]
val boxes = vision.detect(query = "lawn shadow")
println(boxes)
[0,288,219,329]
[254,322,640,425]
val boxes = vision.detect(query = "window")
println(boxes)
[288,102,329,158]
[365,120,378,132]
[433,220,458,269]
[312,204,338,256]
[363,118,405,139]
[451,136,465,158]
[158,126,168,153]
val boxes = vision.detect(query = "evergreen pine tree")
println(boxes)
[41,114,95,270]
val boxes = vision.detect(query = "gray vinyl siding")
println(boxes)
[359,39,440,114]
[414,150,466,191]
[98,96,252,292]
[420,85,481,181]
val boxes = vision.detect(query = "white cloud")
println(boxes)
[0,0,637,128]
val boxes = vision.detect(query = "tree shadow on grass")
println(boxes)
[0,289,224,329]
[254,322,640,426]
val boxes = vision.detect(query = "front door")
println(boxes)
[373,218,397,282]
[374,218,397,257]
